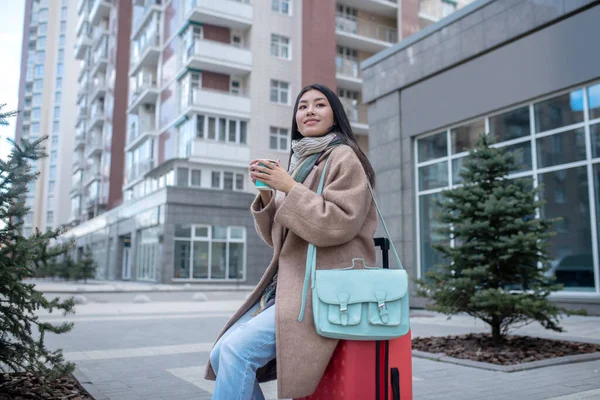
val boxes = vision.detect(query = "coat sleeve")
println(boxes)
[251,193,276,248]
[275,146,372,247]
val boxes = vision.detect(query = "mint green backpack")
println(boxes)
[297,156,410,340]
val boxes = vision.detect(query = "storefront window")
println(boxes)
[173,225,246,280]
[416,81,600,292]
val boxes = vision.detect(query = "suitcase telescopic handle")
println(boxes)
[373,237,390,270]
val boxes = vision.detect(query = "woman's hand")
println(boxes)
[250,159,297,194]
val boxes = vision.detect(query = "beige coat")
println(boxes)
[204,145,377,399]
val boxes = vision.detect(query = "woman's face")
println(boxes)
[295,89,335,138]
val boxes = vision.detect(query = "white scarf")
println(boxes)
[289,133,338,172]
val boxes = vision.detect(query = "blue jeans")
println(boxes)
[209,302,276,400]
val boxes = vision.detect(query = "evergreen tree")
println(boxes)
[78,248,97,284]
[416,134,579,346]
[0,104,75,379]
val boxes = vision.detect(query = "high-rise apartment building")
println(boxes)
[14,0,81,236]
[57,0,471,284]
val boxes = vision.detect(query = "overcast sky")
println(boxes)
[0,2,25,162]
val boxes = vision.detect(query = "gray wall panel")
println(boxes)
[401,4,600,137]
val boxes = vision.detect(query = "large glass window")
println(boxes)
[136,227,159,281]
[415,81,600,292]
[270,80,290,105]
[173,225,246,280]
[450,119,484,154]
[489,106,530,142]
[270,34,290,60]
[534,89,584,132]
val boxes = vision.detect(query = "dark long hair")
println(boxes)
[289,84,376,186]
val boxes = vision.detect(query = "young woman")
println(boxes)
[204,84,378,399]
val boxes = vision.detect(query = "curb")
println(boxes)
[412,349,600,372]
[72,368,108,400]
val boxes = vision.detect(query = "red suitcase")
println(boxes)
[296,238,413,400]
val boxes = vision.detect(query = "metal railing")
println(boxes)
[419,0,456,21]
[336,56,360,78]
[335,16,398,44]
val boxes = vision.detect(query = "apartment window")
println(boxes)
[272,0,291,15]
[57,63,63,76]
[36,51,45,63]
[231,80,241,95]
[34,79,43,91]
[270,80,290,104]
[60,21,66,33]
[231,34,242,48]
[235,174,244,190]
[60,7,67,20]
[56,77,62,90]
[197,114,247,144]
[53,121,60,132]
[32,123,40,134]
[47,211,53,227]
[173,225,246,280]
[240,121,247,144]
[32,108,41,121]
[38,23,47,36]
[34,65,44,78]
[48,180,55,194]
[38,8,48,21]
[58,49,64,61]
[191,170,202,187]
[50,150,57,164]
[55,92,61,104]
[177,167,189,186]
[337,4,358,20]
[269,127,289,151]
[211,171,220,188]
[270,34,290,60]
[196,115,204,138]
[49,165,56,179]
[37,37,46,49]
[59,35,65,48]
[54,107,60,119]
[51,135,58,147]
[32,94,41,107]
[224,172,234,190]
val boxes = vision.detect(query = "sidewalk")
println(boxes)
[39,298,600,400]
[26,278,256,293]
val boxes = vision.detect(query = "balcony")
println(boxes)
[340,97,368,135]
[185,88,251,119]
[74,132,86,151]
[74,34,92,60]
[89,108,105,131]
[90,80,107,103]
[76,105,88,126]
[132,0,162,40]
[76,16,87,37]
[336,57,362,91]
[190,140,250,167]
[335,16,397,53]
[78,61,89,82]
[85,134,103,158]
[419,0,455,24]
[128,81,159,114]
[77,82,89,103]
[129,34,160,77]
[70,179,83,196]
[126,160,154,185]
[91,47,108,75]
[92,26,108,49]
[183,40,252,76]
[126,120,155,152]
[90,0,112,25]
[335,0,398,17]
[77,0,86,15]
[84,168,103,188]
[184,0,253,31]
